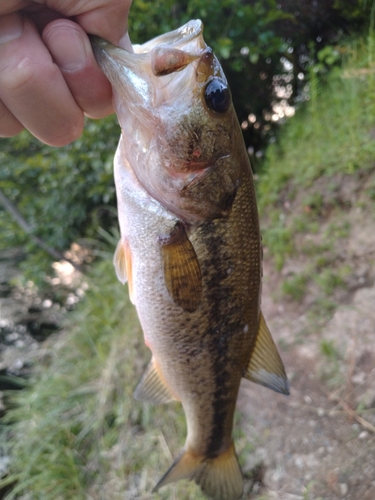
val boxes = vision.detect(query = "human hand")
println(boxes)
[0,0,132,146]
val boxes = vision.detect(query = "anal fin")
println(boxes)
[153,442,243,500]
[244,311,290,395]
[159,222,202,313]
[113,238,134,304]
[134,358,177,405]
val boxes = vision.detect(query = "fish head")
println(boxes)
[91,20,242,223]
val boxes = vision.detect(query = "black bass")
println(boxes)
[91,20,289,500]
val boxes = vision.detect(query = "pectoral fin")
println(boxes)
[245,312,289,395]
[159,222,202,313]
[134,357,177,405]
[113,238,134,304]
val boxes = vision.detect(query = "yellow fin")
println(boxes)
[133,358,177,405]
[153,442,243,500]
[245,311,290,395]
[160,222,202,313]
[113,239,134,303]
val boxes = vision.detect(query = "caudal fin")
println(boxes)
[153,442,243,500]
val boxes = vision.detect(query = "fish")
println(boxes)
[90,20,289,500]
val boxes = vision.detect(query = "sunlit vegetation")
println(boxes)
[258,35,375,310]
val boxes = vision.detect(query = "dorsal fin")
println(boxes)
[159,222,202,313]
[244,312,289,395]
[134,358,177,405]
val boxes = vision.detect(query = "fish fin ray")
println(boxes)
[160,222,202,313]
[133,358,177,404]
[113,238,134,304]
[153,442,243,500]
[244,311,290,395]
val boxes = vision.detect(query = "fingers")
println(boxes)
[0,13,84,145]
[46,0,133,45]
[43,20,113,119]
[0,1,133,145]
[0,99,23,137]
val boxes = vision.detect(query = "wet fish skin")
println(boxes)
[91,20,288,500]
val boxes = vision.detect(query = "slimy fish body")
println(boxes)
[91,20,289,500]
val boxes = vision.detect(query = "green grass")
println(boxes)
[257,35,375,305]
[0,259,208,500]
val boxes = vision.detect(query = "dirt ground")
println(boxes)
[238,257,375,500]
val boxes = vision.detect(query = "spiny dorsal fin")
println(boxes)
[113,238,134,304]
[244,311,290,395]
[159,222,202,313]
[133,358,177,405]
[153,442,243,500]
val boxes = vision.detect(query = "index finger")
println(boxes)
[31,0,132,45]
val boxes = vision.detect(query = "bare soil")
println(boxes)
[238,249,375,499]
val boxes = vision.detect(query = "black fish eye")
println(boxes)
[204,78,231,113]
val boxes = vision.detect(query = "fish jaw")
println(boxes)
[90,21,241,223]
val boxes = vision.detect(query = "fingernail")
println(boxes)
[0,14,23,44]
[119,32,133,52]
[46,27,87,72]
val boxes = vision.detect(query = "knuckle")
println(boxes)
[0,57,61,103]
[0,56,38,93]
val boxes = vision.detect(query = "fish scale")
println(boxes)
[91,19,289,500]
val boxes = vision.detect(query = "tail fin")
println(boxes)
[152,442,243,500]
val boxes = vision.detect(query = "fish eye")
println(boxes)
[204,78,231,113]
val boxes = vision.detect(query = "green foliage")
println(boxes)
[319,339,344,387]
[0,116,119,281]
[282,273,309,302]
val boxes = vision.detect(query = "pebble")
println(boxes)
[5,332,19,342]
[12,359,24,370]
[339,483,349,496]
[351,371,366,385]
[0,456,10,476]
[359,431,369,440]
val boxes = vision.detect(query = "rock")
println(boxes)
[339,483,349,496]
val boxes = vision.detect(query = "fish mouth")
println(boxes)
[90,20,205,83]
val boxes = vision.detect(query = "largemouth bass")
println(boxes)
[91,20,289,500]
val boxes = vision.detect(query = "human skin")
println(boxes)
[0,0,132,146]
